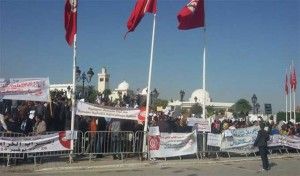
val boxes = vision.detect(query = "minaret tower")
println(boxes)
[98,67,110,93]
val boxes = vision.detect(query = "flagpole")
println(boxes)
[286,93,288,122]
[294,90,297,123]
[292,61,296,122]
[70,34,77,159]
[285,70,288,122]
[142,13,157,158]
[289,65,292,121]
[201,27,207,154]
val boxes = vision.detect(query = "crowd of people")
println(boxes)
[0,97,70,135]
[210,116,300,136]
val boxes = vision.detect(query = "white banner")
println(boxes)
[220,126,260,153]
[0,78,50,102]
[149,131,198,158]
[76,101,140,120]
[269,134,300,149]
[187,118,211,132]
[0,132,71,153]
[207,133,222,147]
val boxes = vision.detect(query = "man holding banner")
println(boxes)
[254,123,270,172]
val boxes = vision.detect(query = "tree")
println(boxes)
[190,103,202,117]
[102,89,112,103]
[231,99,252,118]
[206,106,215,117]
[276,111,300,122]
[153,99,168,109]
[85,86,98,103]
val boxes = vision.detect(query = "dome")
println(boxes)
[117,81,129,90]
[189,89,211,104]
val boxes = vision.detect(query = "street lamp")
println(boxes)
[150,88,159,105]
[251,94,257,114]
[179,90,185,102]
[194,96,198,103]
[76,67,94,98]
[256,103,260,114]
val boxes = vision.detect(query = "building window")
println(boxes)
[100,78,104,82]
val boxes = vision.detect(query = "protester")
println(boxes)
[0,113,8,132]
[254,123,270,171]
[109,119,121,159]
[33,115,46,135]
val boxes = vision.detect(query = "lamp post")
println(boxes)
[179,90,185,102]
[150,88,159,106]
[251,94,257,114]
[256,103,260,114]
[76,67,94,98]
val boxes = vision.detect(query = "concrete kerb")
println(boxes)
[34,154,300,173]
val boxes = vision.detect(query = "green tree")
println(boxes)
[153,99,168,109]
[231,99,252,118]
[206,106,215,117]
[85,86,98,103]
[102,89,112,102]
[190,103,203,117]
[276,111,300,122]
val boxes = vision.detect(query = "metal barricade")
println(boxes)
[0,132,25,166]
[83,131,135,161]
[134,131,148,159]
[26,131,83,164]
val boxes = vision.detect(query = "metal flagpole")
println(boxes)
[202,29,206,153]
[292,61,296,122]
[294,90,297,123]
[286,69,288,122]
[70,34,77,162]
[286,92,288,122]
[289,65,292,121]
[142,13,157,158]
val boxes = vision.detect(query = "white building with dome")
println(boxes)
[168,89,234,112]
[108,81,134,102]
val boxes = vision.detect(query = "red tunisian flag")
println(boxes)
[177,0,205,30]
[64,0,77,46]
[285,74,289,95]
[292,68,297,91]
[125,0,157,37]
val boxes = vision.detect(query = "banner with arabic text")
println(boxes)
[149,131,197,158]
[0,132,71,153]
[0,78,50,102]
[76,101,141,120]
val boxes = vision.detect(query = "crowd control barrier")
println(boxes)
[1,130,299,167]
[0,132,25,166]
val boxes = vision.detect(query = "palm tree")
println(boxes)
[231,99,252,118]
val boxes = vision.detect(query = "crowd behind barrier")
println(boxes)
[1,99,300,167]
[1,129,299,166]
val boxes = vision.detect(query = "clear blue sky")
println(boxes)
[0,0,299,113]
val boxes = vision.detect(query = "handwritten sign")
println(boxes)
[187,118,211,132]
[207,133,222,147]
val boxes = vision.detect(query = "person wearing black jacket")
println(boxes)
[254,122,270,171]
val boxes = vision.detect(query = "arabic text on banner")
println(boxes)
[0,132,71,153]
[76,101,140,120]
[0,78,50,102]
[149,131,198,158]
